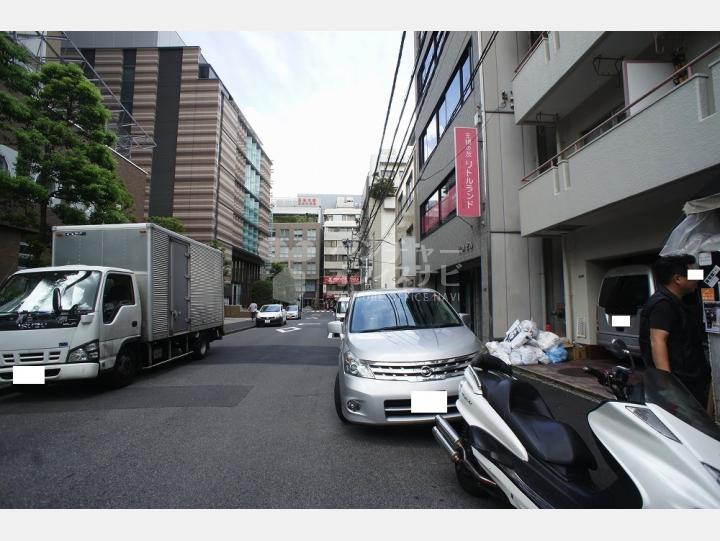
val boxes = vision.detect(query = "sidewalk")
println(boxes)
[223,317,254,335]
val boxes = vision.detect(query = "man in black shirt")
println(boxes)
[639,255,710,407]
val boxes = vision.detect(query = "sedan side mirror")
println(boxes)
[328,320,342,337]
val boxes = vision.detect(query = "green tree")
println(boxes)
[369,177,395,199]
[150,215,185,233]
[250,279,273,306]
[0,32,134,263]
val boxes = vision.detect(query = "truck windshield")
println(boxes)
[0,270,101,315]
[349,291,462,333]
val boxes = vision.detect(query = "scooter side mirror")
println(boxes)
[611,338,635,370]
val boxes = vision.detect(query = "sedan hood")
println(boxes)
[347,326,479,363]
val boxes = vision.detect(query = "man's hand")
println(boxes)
[650,328,671,372]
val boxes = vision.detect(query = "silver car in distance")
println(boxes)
[328,288,483,425]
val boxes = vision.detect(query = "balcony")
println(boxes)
[513,32,654,123]
[519,54,720,236]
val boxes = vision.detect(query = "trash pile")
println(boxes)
[486,319,568,366]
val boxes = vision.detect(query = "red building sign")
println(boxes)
[322,275,361,285]
[454,127,481,217]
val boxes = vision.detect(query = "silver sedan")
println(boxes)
[328,288,483,425]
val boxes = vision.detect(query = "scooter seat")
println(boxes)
[486,378,597,470]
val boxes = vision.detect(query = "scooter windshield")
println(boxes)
[643,368,720,442]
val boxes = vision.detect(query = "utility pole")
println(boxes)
[342,238,353,295]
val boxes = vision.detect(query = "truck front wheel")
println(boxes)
[103,347,138,389]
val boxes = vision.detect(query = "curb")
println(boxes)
[514,366,606,404]
[223,321,256,335]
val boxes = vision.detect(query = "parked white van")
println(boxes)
[596,265,655,358]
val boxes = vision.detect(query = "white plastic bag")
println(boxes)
[486,341,512,364]
[504,319,522,343]
[537,331,562,352]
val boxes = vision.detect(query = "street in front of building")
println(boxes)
[0,312,612,508]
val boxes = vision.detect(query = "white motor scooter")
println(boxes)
[433,339,720,508]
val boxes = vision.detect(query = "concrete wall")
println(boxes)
[113,150,148,222]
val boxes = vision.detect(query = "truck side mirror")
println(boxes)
[52,287,62,315]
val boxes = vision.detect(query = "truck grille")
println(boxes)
[384,395,459,419]
[367,354,474,381]
[1,350,63,364]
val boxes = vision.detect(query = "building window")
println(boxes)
[419,45,473,167]
[291,246,302,258]
[418,32,448,97]
[421,172,456,238]
[292,262,303,275]
[307,229,317,241]
[307,246,316,258]
[327,240,338,248]
[294,229,303,240]
[280,246,289,258]
[280,229,290,239]
[307,262,317,274]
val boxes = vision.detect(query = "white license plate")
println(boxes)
[12,366,45,384]
[411,391,447,413]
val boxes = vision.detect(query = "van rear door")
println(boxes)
[597,267,653,356]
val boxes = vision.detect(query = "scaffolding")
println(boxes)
[8,31,155,158]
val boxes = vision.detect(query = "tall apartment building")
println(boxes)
[512,31,720,347]
[64,31,273,306]
[413,31,544,339]
[358,150,410,290]
[269,197,322,308]
[322,196,362,301]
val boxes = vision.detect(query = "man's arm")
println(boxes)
[650,328,671,372]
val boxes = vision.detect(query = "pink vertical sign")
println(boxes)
[454,127,481,217]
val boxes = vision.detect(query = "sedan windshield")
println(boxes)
[288,305,299,311]
[349,291,462,333]
[260,305,281,312]
[0,270,101,315]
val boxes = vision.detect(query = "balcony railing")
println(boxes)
[512,31,548,79]
[521,42,720,185]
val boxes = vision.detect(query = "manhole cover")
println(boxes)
[557,367,591,378]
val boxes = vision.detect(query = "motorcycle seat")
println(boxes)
[484,377,597,470]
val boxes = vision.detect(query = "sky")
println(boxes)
[180,32,415,198]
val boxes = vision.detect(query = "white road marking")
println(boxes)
[276,327,301,333]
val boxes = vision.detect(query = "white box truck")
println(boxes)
[0,223,225,387]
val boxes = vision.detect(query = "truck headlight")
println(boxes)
[343,351,374,378]
[67,340,100,363]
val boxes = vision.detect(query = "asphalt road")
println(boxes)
[0,311,612,508]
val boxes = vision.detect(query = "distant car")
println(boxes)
[328,288,482,425]
[256,304,287,326]
[286,304,301,320]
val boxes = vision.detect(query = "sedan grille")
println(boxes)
[367,354,474,381]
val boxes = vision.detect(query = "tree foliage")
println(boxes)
[250,279,274,307]
[0,32,134,263]
[150,215,185,233]
[369,177,395,200]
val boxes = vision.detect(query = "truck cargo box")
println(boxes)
[52,223,224,341]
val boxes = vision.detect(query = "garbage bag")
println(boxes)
[504,320,522,343]
[486,341,512,364]
[520,320,540,339]
[545,345,568,364]
[537,331,562,352]
[509,345,547,365]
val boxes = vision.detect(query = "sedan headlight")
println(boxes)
[343,351,374,379]
[67,340,100,363]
